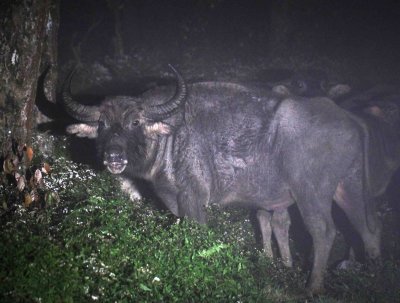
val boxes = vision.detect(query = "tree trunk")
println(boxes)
[0,0,59,148]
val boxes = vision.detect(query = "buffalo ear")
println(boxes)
[327,84,351,99]
[272,84,291,97]
[145,122,172,136]
[66,123,98,138]
[364,105,384,119]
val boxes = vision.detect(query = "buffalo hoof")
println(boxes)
[305,279,325,297]
[306,286,325,298]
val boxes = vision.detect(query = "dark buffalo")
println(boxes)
[346,98,400,263]
[278,78,400,199]
[338,84,400,114]
[340,89,400,266]
[62,66,381,294]
[273,79,400,267]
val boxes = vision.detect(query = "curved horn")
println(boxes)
[145,64,187,121]
[61,69,100,122]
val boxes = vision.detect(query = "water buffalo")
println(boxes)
[273,79,400,267]
[61,65,381,294]
[276,78,400,200]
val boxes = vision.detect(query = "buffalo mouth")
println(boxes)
[103,159,128,174]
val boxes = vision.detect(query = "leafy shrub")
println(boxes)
[0,147,262,302]
[52,194,262,302]
[1,135,399,302]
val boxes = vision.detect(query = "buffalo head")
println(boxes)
[62,65,187,174]
[272,69,351,99]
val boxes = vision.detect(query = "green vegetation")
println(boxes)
[0,141,263,302]
[1,136,399,302]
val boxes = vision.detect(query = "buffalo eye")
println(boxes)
[127,119,140,130]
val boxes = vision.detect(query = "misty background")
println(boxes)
[58,0,400,89]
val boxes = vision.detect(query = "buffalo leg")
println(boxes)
[334,181,381,261]
[257,209,292,267]
[153,181,180,217]
[296,194,336,294]
[177,182,208,224]
[257,210,274,259]
[271,209,292,267]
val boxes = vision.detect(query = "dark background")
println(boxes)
[58,0,400,87]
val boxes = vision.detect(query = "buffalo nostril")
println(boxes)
[103,148,128,175]
[104,145,126,164]
[105,152,122,163]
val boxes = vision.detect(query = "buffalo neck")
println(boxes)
[126,134,173,181]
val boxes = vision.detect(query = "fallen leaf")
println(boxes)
[14,172,21,181]
[25,146,34,162]
[34,169,42,184]
[17,175,26,191]
[3,156,15,174]
[24,193,33,207]
[30,189,39,202]
[42,162,51,174]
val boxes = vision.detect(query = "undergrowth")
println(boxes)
[0,136,399,302]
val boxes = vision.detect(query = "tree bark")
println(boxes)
[0,0,59,147]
